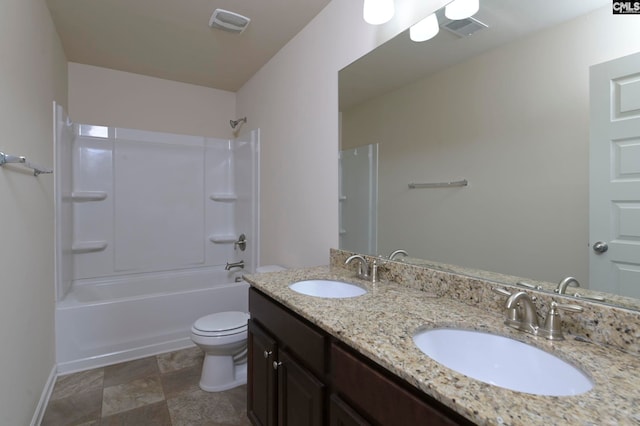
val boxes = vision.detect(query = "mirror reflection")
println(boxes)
[338,1,640,310]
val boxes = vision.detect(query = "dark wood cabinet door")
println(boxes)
[248,320,277,426]
[276,349,325,426]
[329,394,371,426]
[331,343,473,426]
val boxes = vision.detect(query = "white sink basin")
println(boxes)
[289,280,367,298]
[413,328,593,396]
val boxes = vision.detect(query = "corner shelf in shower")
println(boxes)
[209,193,237,202]
[65,191,108,202]
[208,235,237,244]
[72,241,108,253]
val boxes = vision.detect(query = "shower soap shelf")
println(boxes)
[209,235,237,244]
[68,191,108,202]
[72,241,108,253]
[209,193,237,202]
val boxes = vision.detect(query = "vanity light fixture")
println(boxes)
[363,0,395,25]
[445,0,479,20]
[410,13,439,42]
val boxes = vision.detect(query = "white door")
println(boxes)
[590,51,640,298]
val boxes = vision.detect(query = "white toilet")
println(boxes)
[190,311,250,392]
[190,265,285,392]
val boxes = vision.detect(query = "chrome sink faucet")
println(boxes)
[388,249,408,260]
[493,288,584,340]
[504,291,539,334]
[345,254,379,283]
[555,276,580,294]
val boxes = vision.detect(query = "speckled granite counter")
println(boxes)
[243,265,640,426]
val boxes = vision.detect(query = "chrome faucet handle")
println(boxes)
[572,292,605,302]
[234,234,247,251]
[370,259,380,283]
[539,302,584,340]
[516,281,543,290]
[492,287,511,297]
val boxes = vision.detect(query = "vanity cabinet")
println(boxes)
[248,288,326,425]
[248,287,472,426]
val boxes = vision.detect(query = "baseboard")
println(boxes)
[30,364,57,426]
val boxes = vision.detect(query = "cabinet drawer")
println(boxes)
[249,288,326,377]
[331,343,471,426]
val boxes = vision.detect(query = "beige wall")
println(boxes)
[68,63,236,138]
[236,0,450,268]
[0,0,67,424]
[341,7,640,285]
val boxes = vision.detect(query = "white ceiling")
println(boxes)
[46,0,331,92]
[339,0,611,110]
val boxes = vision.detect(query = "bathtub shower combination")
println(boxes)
[54,105,260,374]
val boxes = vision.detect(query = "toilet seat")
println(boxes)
[191,311,249,337]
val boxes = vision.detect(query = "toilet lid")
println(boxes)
[193,311,249,333]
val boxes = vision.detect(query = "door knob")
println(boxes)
[263,350,272,359]
[593,241,608,254]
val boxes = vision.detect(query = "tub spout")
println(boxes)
[225,260,244,271]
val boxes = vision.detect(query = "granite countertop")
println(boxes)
[243,266,640,426]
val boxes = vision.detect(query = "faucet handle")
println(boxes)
[491,287,512,297]
[370,259,379,283]
[540,301,584,340]
[516,281,543,290]
[554,303,583,313]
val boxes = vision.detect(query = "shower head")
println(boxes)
[230,117,247,129]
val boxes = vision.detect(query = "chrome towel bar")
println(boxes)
[0,151,52,176]
[408,179,467,189]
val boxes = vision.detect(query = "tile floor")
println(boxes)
[41,347,251,426]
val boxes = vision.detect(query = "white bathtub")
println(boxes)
[56,267,249,374]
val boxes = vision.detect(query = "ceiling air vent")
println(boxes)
[209,9,251,34]
[441,16,488,37]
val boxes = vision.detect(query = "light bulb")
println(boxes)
[410,13,439,42]
[445,0,479,20]
[363,0,395,25]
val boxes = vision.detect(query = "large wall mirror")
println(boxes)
[338,0,640,311]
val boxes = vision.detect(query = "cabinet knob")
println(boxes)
[273,361,282,370]
[263,350,272,359]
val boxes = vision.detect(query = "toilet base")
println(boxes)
[199,354,247,392]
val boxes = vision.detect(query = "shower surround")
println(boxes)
[54,105,259,373]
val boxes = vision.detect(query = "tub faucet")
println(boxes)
[225,260,244,271]
[555,276,580,294]
[345,255,379,283]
